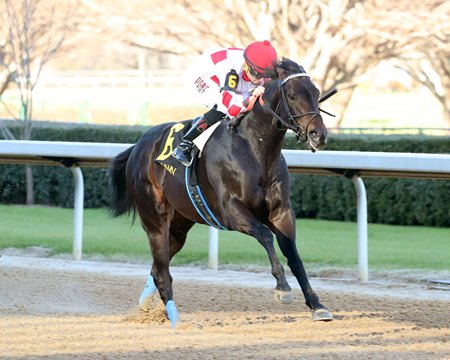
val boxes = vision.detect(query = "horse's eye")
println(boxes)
[287,92,296,101]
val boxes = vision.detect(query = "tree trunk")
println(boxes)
[440,86,450,128]
[442,105,450,129]
[326,86,356,128]
[23,104,35,205]
[25,165,34,205]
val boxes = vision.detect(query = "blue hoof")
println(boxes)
[139,275,157,308]
[165,300,179,328]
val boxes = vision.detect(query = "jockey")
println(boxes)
[172,40,278,167]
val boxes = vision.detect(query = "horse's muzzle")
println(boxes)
[307,129,327,152]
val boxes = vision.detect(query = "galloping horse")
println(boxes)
[109,58,333,327]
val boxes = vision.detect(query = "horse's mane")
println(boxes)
[263,57,306,85]
[277,57,306,75]
[261,58,306,102]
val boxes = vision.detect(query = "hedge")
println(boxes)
[1,120,449,227]
[285,134,450,227]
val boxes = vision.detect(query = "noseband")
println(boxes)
[261,73,324,142]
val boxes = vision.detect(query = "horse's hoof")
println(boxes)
[165,300,180,329]
[139,293,157,311]
[139,275,157,310]
[312,308,333,321]
[273,289,294,304]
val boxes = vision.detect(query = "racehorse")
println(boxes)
[109,58,334,327]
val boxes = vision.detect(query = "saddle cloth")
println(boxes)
[154,121,226,230]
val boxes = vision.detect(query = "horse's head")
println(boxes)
[263,58,328,152]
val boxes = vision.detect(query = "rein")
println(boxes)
[260,72,336,142]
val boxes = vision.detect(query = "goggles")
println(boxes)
[244,62,264,79]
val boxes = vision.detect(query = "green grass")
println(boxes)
[0,205,448,271]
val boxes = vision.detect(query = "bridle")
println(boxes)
[260,72,336,142]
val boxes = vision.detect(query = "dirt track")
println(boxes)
[0,255,449,360]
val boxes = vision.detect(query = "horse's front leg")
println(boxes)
[226,199,292,299]
[268,206,333,321]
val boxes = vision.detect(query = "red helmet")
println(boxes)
[244,40,278,74]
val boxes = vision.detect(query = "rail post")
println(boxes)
[208,226,219,270]
[351,175,368,282]
[71,166,84,260]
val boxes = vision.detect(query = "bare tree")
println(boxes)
[395,1,450,126]
[0,46,16,98]
[227,0,448,125]
[0,0,80,204]
[81,0,449,126]
[0,31,17,139]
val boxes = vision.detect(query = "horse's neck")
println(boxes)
[240,111,286,163]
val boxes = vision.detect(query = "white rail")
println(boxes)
[1,140,449,281]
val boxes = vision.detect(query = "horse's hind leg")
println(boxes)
[130,180,181,327]
[142,214,194,301]
[140,224,181,327]
[139,211,193,327]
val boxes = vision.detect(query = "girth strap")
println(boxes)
[185,156,227,230]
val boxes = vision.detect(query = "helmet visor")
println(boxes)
[244,62,264,79]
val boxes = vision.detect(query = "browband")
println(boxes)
[280,73,310,86]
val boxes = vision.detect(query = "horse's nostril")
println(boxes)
[309,128,327,141]
[309,130,319,141]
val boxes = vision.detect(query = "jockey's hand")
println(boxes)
[252,86,265,97]
[243,86,266,111]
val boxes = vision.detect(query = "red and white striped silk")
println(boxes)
[188,47,266,118]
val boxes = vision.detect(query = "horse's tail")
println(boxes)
[109,145,136,219]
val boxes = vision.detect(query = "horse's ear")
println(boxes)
[275,57,290,79]
[276,66,288,80]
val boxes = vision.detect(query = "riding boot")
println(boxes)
[172,116,207,167]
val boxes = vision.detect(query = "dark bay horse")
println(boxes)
[109,58,333,327]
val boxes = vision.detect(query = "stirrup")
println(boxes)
[172,144,194,167]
